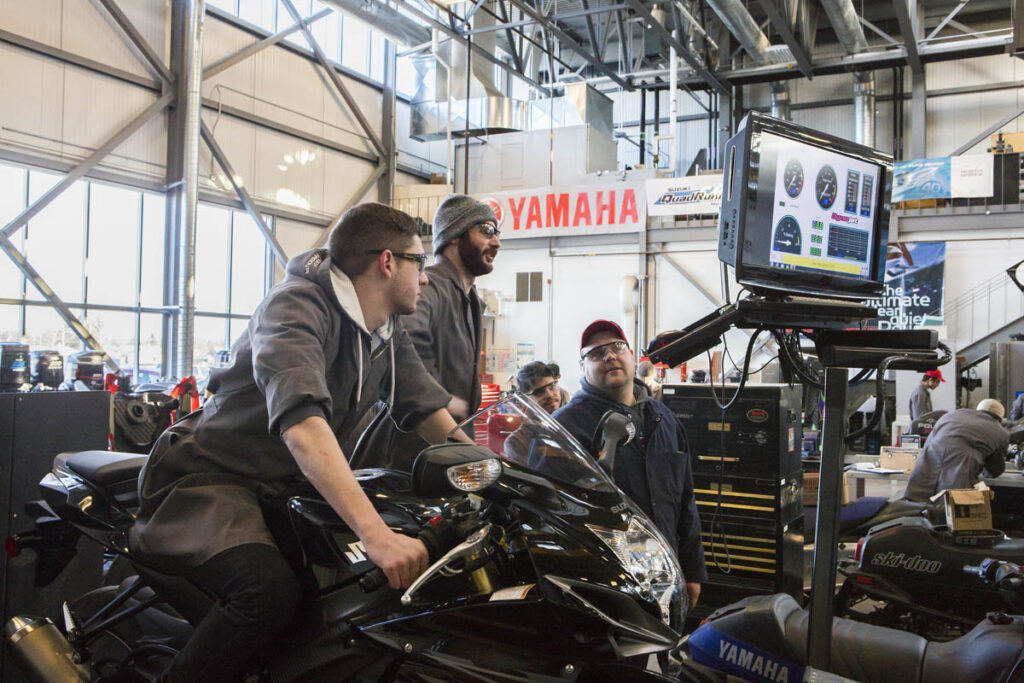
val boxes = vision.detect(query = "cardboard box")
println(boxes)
[879,446,919,473]
[802,471,850,507]
[930,485,994,534]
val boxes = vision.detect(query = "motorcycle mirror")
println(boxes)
[595,411,636,475]
[412,443,503,497]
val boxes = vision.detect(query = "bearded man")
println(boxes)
[356,194,501,471]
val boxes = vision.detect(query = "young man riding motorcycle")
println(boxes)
[131,203,467,682]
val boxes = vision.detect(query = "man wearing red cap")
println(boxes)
[553,319,705,609]
[910,370,944,422]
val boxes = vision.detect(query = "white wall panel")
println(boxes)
[0,44,64,158]
[202,18,258,114]
[272,215,324,282]
[253,47,327,136]
[927,55,1016,91]
[323,150,377,214]
[0,0,62,47]
[199,110,256,198]
[61,69,158,160]
[253,125,326,212]
[320,71,382,152]
[928,88,1021,156]
[60,0,167,79]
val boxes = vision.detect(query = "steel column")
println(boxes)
[892,0,923,72]
[378,35,397,204]
[175,0,205,379]
[807,366,849,671]
[910,71,927,157]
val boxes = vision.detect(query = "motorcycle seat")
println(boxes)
[56,450,148,488]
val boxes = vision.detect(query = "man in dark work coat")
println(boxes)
[131,204,465,682]
[356,194,501,471]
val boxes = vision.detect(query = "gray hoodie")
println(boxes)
[131,249,450,566]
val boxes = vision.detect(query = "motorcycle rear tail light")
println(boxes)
[855,537,865,563]
[5,535,19,558]
[855,575,873,585]
[446,459,501,492]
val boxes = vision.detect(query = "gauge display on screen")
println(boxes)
[783,159,804,198]
[773,216,802,254]
[816,165,838,209]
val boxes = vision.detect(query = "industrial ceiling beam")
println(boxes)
[579,0,604,70]
[625,0,730,95]
[925,0,969,42]
[506,0,634,90]
[200,122,288,266]
[615,9,631,71]
[892,0,924,73]
[756,0,814,78]
[204,7,332,78]
[281,0,386,157]
[93,0,174,84]
[495,1,525,74]
[1,92,174,240]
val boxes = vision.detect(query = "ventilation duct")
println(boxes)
[854,72,876,147]
[705,0,771,64]
[770,81,791,120]
[411,2,527,141]
[819,0,869,53]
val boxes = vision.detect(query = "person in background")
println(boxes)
[515,361,561,414]
[904,398,1009,501]
[132,203,464,682]
[909,369,943,422]
[356,194,501,471]
[1010,393,1024,422]
[547,362,572,408]
[553,319,705,609]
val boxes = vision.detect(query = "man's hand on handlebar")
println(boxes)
[363,526,429,589]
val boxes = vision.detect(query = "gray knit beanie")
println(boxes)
[432,194,496,254]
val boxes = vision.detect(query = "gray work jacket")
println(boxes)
[905,408,1008,501]
[130,249,450,566]
[909,383,933,422]
[354,254,484,471]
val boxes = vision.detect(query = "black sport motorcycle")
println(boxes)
[679,558,1024,683]
[5,395,706,682]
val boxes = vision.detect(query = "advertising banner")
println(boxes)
[645,175,723,216]
[950,154,994,198]
[892,158,951,202]
[863,242,945,329]
[475,183,646,239]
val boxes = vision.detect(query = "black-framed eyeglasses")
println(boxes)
[365,249,428,273]
[527,380,559,397]
[474,222,501,238]
[581,341,629,362]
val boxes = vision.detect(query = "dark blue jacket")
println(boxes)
[553,379,707,583]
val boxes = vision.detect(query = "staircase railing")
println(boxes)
[942,269,1024,351]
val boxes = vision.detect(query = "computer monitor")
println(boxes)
[718,112,893,299]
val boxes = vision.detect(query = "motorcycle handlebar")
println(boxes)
[358,516,465,593]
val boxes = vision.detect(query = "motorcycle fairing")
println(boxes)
[688,624,804,683]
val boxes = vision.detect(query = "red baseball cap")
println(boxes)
[580,319,628,354]
[924,369,945,382]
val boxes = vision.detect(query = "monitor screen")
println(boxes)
[718,113,892,300]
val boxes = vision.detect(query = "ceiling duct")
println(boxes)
[821,0,874,148]
[705,0,771,65]
[770,81,791,120]
[820,0,869,53]
[411,2,527,141]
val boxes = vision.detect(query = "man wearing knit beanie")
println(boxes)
[355,194,501,471]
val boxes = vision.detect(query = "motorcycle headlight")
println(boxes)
[587,516,683,626]
[446,459,502,492]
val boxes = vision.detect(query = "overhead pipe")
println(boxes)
[639,89,646,167]
[177,0,205,379]
[770,81,791,120]
[704,0,771,64]
[854,71,876,147]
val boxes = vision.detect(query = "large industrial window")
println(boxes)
[0,161,277,381]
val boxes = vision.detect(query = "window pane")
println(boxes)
[86,309,137,373]
[0,304,20,341]
[24,171,85,303]
[87,183,140,306]
[24,305,82,354]
[193,315,229,378]
[229,317,251,349]
[239,0,276,30]
[282,0,312,47]
[194,204,231,313]
[140,193,166,307]
[0,164,26,300]
[342,16,369,74]
[230,211,268,315]
[138,313,164,382]
[206,0,236,11]
[312,6,341,63]
[370,33,386,82]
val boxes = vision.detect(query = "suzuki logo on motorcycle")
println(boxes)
[345,541,368,564]
[870,551,942,574]
[746,409,768,423]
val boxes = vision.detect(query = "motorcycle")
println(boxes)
[5,394,707,683]
[679,558,1024,683]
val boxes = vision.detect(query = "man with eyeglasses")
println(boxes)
[516,361,561,414]
[553,319,705,609]
[357,194,501,472]
[132,203,465,682]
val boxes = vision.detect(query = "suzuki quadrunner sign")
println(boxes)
[645,174,723,216]
[476,183,647,239]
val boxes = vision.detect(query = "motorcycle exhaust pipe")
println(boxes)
[5,616,97,683]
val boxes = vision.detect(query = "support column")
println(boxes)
[162,3,186,376]
[167,0,204,379]
[910,70,926,158]
[378,37,397,204]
